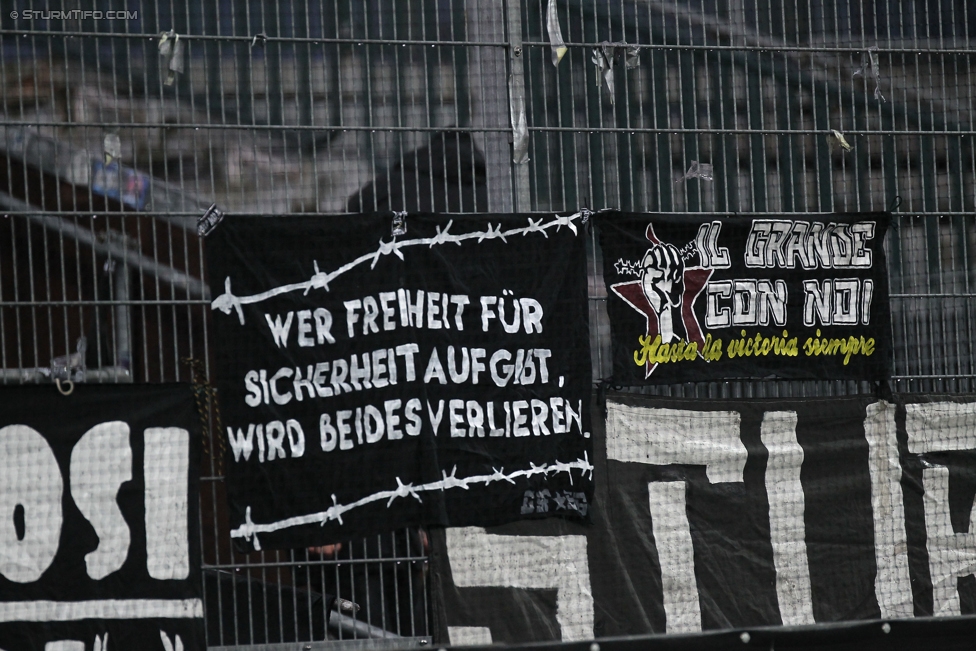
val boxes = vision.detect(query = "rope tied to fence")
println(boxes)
[182,357,226,475]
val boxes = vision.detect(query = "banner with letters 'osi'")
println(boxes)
[205,213,593,551]
[0,384,202,651]
[596,212,891,384]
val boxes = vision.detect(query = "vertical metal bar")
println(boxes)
[581,2,604,210]
[712,0,739,213]
[113,264,132,373]
[679,48,700,212]
[451,0,471,129]
[746,49,768,212]
[466,0,514,212]
[506,0,531,212]
[920,135,941,295]
[775,59,798,212]
[651,47,672,212]
[555,4,578,211]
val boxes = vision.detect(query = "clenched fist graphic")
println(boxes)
[640,243,686,343]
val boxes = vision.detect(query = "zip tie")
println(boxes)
[675,160,714,183]
[103,133,121,165]
[198,203,225,237]
[546,0,568,66]
[49,336,86,384]
[590,43,640,101]
[55,378,74,396]
[853,46,886,103]
[591,44,614,100]
[827,129,853,153]
[624,45,641,70]
[158,31,184,86]
[392,211,407,237]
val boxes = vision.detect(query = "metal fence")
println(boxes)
[1,0,974,647]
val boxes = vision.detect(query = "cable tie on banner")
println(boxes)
[198,203,225,237]
[391,210,407,237]
[887,195,902,212]
[578,196,593,224]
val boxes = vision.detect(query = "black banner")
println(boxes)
[0,384,203,651]
[595,213,891,383]
[206,213,593,550]
[431,393,976,644]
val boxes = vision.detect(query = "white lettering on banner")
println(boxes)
[44,642,84,651]
[241,346,546,407]
[0,425,63,583]
[144,428,191,580]
[0,599,204,621]
[448,626,493,645]
[801,279,874,326]
[479,294,545,334]
[705,279,788,328]
[227,424,255,461]
[744,220,875,269]
[606,404,746,633]
[264,311,294,347]
[0,423,192,584]
[344,292,473,337]
[446,527,593,641]
[863,401,913,618]
[69,422,132,580]
[760,411,815,625]
[694,221,731,269]
[647,482,701,632]
[296,396,585,458]
[906,402,976,616]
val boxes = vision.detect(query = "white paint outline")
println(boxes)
[211,213,584,324]
[231,456,594,550]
